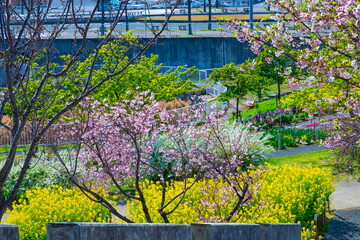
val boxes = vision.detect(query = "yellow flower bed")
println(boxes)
[4,185,110,240]
[127,165,334,239]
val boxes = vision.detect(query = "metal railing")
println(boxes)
[160,67,227,97]
[0,123,77,147]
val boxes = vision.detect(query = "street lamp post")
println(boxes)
[208,0,211,30]
[249,0,253,29]
[125,4,129,31]
[187,0,192,35]
[101,0,105,35]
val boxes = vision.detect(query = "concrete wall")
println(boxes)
[0,222,301,240]
[0,224,19,240]
[46,222,301,240]
[46,223,192,240]
[260,223,302,240]
[144,37,256,69]
[52,37,255,69]
[0,37,254,86]
[192,223,261,240]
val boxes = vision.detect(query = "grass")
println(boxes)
[267,149,359,181]
[0,146,30,154]
[268,149,331,167]
[267,83,290,92]
[241,98,278,118]
[0,144,78,161]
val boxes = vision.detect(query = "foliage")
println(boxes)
[55,92,272,223]
[247,50,296,106]
[266,128,328,149]
[207,57,282,119]
[33,40,195,116]
[1,159,72,202]
[4,186,111,240]
[320,113,360,175]
[230,0,360,174]
[145,120,272,182]
[127,164,335,239]
[0,0,176,220]
[280,87,343,115]
[208,62,254,120]
[241,105,308,130]
[91,54,197,103]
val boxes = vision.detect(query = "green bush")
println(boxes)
[266,128,328,149]
[4,186,111,240]
[1,159,73,202]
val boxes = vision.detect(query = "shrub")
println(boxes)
[1,159,73,202]
[127,165,334,239]
[266,128,328,149]
[5,186,111,240]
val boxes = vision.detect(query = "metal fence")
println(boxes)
[0,123,77,147]
[161,66,227,97]
[24,21,233,39]
[0,102,226,148]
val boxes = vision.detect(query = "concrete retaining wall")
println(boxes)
[51,37,255,69]
[46,222,301,240]
[0,37,254,87]
[260,223,302,240]
[0,222,301,240]
[192,223,260,240]
[0,224,19,240]
[46,223,192,240]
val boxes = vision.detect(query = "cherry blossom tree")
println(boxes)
[52,92,272,223]
[230,0,360,173]
[0,0,179,220]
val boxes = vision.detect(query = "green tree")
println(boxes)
[208,63,252,121]
[0,0,178,220]
[251,50,289,107]
[230,0,360,173]
[93,54,196,103]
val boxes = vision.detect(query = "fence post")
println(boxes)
[277,133,281,150]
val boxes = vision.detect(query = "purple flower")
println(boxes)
[300,122,320,128]
[276,108,285,114]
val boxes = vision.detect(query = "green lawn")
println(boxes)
[267,149,358,181]
[0,144,77,161]
[242,98,278,118]
[267,83,290,92]
[0,146,30,154]
[268,149,331,167]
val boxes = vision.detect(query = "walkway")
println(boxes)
[264,144,327,158]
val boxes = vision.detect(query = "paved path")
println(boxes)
[326,180,360,240]
[325,208,360,240]
[264,144,327,158]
